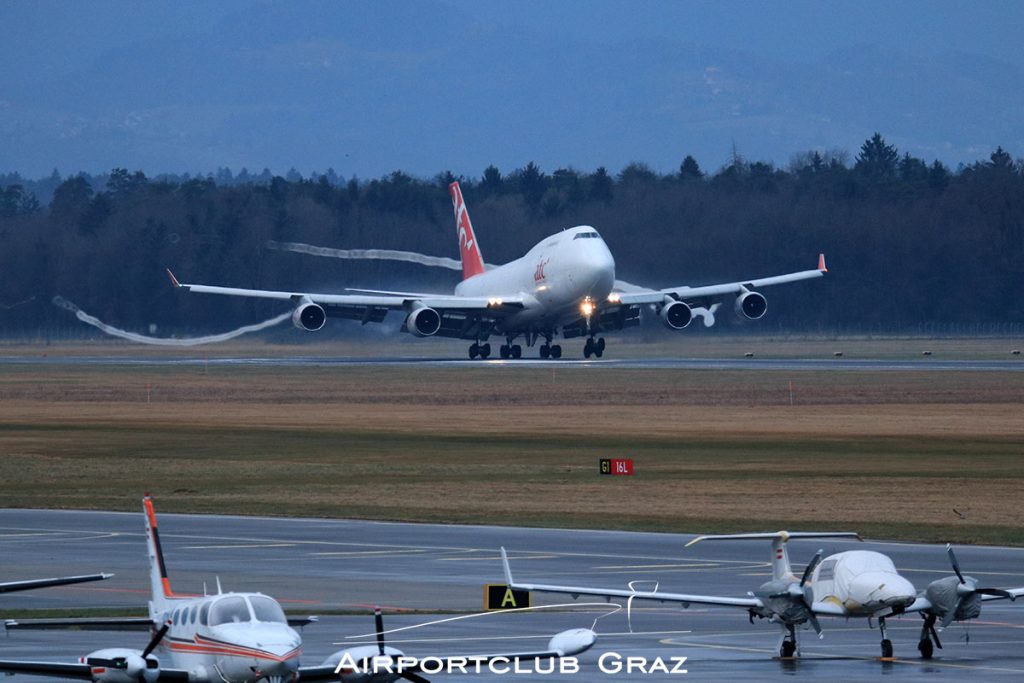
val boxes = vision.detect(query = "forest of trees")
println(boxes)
[1,134,1022,341]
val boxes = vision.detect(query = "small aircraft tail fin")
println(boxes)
[143,495,176,614]
[501,547,515,586]
[686,531,860,582]
[449,181,486,281]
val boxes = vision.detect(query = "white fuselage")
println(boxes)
[455,225,615,331]
[154,592,301,683]
[811,550,917,615]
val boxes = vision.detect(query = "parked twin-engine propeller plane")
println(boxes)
[169,182,826,359]
[0,497,595,683]
[501,531,1024,660]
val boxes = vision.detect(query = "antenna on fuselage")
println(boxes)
[215,577,223,595]
[203,581,208,596]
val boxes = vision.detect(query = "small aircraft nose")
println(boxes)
[853,572,917,609]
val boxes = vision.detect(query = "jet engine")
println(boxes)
[405,305,441,337]
[734,291,767,320]
[292,302,327,331]
[660,300,692,330]
[81,649,159,683]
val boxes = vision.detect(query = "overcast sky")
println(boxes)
[2,0,1022,178]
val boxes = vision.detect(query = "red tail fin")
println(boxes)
[449,182,485,280]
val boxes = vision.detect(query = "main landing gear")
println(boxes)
[468,342,491,360]
[917,613,941,659]
[499,342,522,359]
[879,616,894,659]
[778,624,797,658]
[538,343,562,359]
[583,336,605,359]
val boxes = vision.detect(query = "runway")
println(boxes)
[2,354,1022,371]
[2,509,1024,680]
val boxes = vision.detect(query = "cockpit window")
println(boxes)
[209,596,251,625]
[199,603,210,626]
[817,559,837,582]
[249,596,287,624]
[573,231,600,239]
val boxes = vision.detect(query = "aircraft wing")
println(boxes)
[168,270,525,340]
[4,617,155,631]
[0,659,190,681]
[0,573,113,594]
[614,254,827,305]
[501,548,762,610]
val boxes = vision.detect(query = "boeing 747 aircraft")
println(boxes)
[170,182,826,359]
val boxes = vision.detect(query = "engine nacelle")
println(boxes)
[405,305,441,337]
[660,300,692,330]
[734,290,767,320]
[321,645,405,683]
[292,302,327,331]
[82,649,159,683]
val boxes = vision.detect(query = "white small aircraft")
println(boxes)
[169,182,826,359]
[501,531,1024,660]
[0,496,595,683]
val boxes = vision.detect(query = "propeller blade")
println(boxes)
[374,606,386,657]
[141,621,170,659]
[976,588,1015,600]
[800,549,824,587]
[929,620,943,649]
[939,597,962,630]
[946,544,965,584]
[807,612,824,639]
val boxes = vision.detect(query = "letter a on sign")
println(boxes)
[484,584,532,611]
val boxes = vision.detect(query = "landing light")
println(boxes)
[607,293,621,304]
[581,299,595,317]
[488,297,503,307]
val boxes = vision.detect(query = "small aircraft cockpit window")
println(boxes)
[573,231,600,240]
[199,603,210,626]
[210,596,251,625]
[250,596,287,624]
[817,559,837,582]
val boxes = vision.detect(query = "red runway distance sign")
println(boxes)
[600,458,634,475]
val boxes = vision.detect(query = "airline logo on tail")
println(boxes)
[449,182,486,281]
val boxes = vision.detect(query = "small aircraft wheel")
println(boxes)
[881,639,894,658]
[594,347,603,358]
[596,337,606,352]
[469,343,479,360]
[499,344,510,359]
[780,640,796,658]
[918,638,933,659]
[479,343,491,359]
[583,346,592,359]
[550,345,562,359]
[539,345,550,359]
[511,344,522,359]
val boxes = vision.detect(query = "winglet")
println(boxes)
[501,547,514,586]
[818,253,827,273]
[165,268,181,288]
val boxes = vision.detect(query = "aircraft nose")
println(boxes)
[854,572,917,608]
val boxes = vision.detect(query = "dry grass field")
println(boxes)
[1,337,1022,545]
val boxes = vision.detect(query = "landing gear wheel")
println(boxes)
[511,344,522,359]
[469,343,479,360]
[539,345,550,359]
[479,343,491,359]
[918,638,933,659]
[499,344,510,359]
[881,639,894,659]
[550,344,562,359]
[583,338,593,358]
[596,337,606,352]
[780,640,796,658]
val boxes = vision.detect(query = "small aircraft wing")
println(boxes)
[0,659,191,681]
[615,254,827,306]
[0,573,113,594]
[501,548,762,610]
[4,616,155,631]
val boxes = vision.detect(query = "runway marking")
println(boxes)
[180,543,296,550]
[344,629,695,647]
[437,554,559,562]
[594,563,721,570]
[310,549,432,557]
